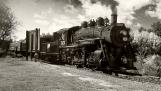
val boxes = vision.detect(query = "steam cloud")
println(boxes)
[110,5,117,15]
[70,0,152,27]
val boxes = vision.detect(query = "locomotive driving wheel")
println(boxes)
[73,49,84,68]
[87,52,97,71]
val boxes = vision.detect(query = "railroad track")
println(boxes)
[65,65,161,85]
[117,74,161,84]
[101,70,161,85]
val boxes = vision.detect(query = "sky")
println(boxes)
[2,0,161,40]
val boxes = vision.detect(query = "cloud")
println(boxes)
[69,0,82,8]
[48,15,80,32]
[78,0,111,21]
[145,10,157,17]
[145,0,161,19]
[115,0,152,25]
[33,8,53,19]
[116,0,152,10]
[34,14,45,19]
[35,19,49,25]
[33,8,52,26]
[64,5,78,14]
[77,14,87,21]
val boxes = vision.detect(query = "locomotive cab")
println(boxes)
[45,41,61,64]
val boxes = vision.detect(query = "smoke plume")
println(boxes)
[110,5,117,15]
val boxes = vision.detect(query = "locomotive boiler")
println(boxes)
[74,17,129,47]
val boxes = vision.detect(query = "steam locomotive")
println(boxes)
[15,13,138,75]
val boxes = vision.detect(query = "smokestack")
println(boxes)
[111,14,117,25]
[111,6,117,25]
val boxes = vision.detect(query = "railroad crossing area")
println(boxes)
[0,57,160,91]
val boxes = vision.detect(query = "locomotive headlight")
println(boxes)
[120,30,127,36]
[123,37,128,41]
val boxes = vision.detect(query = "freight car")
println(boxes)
[8,42,18,57]
[9,41,24,57]
[25,28,40,60]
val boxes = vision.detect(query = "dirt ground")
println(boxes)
[0,57,161,91]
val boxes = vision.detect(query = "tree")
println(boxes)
[0,2,18,41]
[151,21,161,37]
[0,1,18,56]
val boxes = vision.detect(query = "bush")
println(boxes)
[141,55,161,77]
[131,30,161,58]
[131,29,161,77]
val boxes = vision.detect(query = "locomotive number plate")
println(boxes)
[61,41,65,45]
